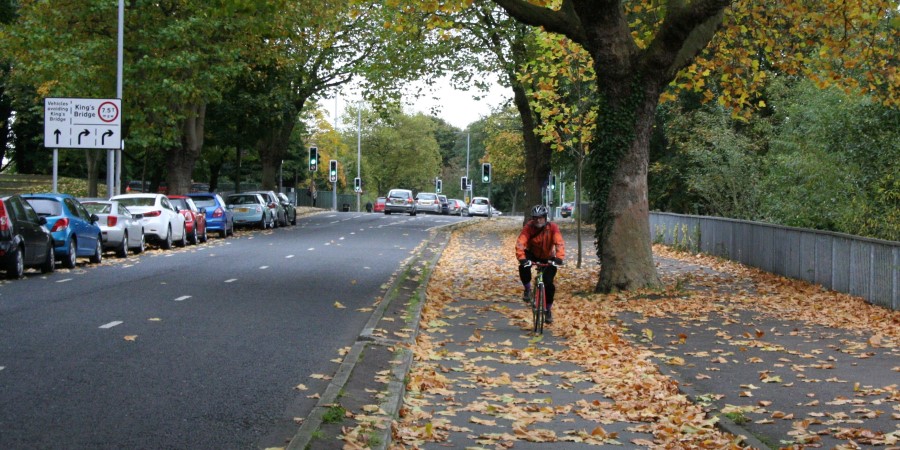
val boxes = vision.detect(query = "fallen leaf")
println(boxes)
[124,335,137,341]
[334,301,346,309]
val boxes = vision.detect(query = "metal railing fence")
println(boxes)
[649,212,899,311]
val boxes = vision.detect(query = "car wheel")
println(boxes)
[64,239,77,269]
[40,244,55,274]
[200,225,208,243]
[290,214,296,226]
[259,215,267,229]
[219,227,227,239]
[227,220,235,236]
[410,210,417,216]
[89,237,103,264]
[115,232,128,258]
[176,225,187,247]
[188,226,198,245]
[384,211,391,215]
[162,226,173,249]
[133,231,145,254]
[5,244,24,279]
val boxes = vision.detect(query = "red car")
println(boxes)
[373,197,386,213]
[167,195,207,244]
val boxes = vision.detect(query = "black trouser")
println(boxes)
[519,256,558,310]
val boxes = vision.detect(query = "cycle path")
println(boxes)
[290,218,898,449]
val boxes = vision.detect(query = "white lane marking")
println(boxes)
[174,295,192,302]
[285,255,294,259]
[307,247,315,251]
[57,279,72,283]
[99,321,123,329]
[339,237,345,240]
[0,367,4,372]
[259,266,269,270]
[363,266,371,270]
[225,279,237,283]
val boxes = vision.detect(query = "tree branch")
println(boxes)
[645,0,732,82]
[491,0,586,44]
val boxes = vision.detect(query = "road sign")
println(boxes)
[44,98,122,149]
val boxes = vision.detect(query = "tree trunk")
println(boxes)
[591,84,662,292]
[511,83,550,222]
[166,102,206,195]
[85,149,102,198]
[257,118,295,191]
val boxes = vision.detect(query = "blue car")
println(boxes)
[21,193,103,268]
[186,192,234,238]
[225,193,274,229]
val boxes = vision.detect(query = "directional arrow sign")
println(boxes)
[44,98,122,149]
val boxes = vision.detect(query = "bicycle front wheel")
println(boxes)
[533,283,546,334]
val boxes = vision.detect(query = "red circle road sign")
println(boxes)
[98,101,120,123]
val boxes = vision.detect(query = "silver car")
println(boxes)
[111,194,187,249]
[81,200,146,257]
[448,199,468,216]
[415,192,441,214]
[384,189,417,216]
[469,197,492,217]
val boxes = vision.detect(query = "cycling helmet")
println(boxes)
[530,205,549,219]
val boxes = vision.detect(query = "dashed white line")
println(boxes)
[174,295,192,302]
[99,321,123,329]
[225,278,237,283]
[57,278,72,283]
[285,255,295,259]
[0,367,4,372]
[259,266,269,270]
[307,247,315,251]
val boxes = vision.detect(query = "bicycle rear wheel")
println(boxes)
[532,282,545,334]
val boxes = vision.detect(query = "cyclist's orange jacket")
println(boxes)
[516,220,565,261]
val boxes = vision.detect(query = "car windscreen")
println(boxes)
[473,199,488,205]
[116,197,155,207]
[191,197,217,208]
[228,195,259,205]
[82,202,112,214]
[23,198,62,216]
[168,198,188,210]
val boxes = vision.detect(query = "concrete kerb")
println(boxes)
[285,220,468,450]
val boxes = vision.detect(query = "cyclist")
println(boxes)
[516,205,565,324]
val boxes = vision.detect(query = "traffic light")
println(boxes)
[460,176,468,191]
[436,179,442,193]
[550,174,556,190]
[482,163,491,183]
[308,147,318,171]
[329,160,338,182]
[353,177,361,192]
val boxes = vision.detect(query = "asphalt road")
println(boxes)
[0,211,467,449]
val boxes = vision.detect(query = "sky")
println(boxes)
[328,77,511,131]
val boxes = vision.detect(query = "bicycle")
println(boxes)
[523,261,556,334]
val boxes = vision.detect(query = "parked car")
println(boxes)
[186,192,234,238]
[437,195,450,215]
[373,197,386,213]
[277,193,297,225]
[80,199,146,257]
[111,193,187,249]
[22,193,103,268]
[560,202,574,218]
[468,197,493,217]
[384,189,417,216]
[245,190,287,227]
[167,195,208,245]
[415,192,441,214]
[448,199,468,216]
[225,193,274,229]
[0,194,55,278]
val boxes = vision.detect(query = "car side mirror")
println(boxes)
[90,213,100,224]
[39,217,48,226]
[199,208,206,215]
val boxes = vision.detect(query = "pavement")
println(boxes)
[283,216,899,450]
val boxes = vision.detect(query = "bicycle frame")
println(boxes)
[529,262,553,334]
